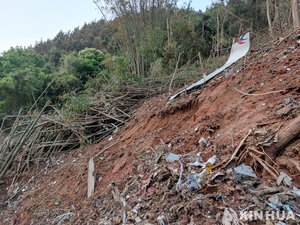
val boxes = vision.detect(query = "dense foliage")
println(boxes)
[0,0,298,120]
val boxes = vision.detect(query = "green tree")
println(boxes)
[0,48,51,114]
[52,48,108,97]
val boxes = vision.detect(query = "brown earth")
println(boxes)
[1,32,300,225]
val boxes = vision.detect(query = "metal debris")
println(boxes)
[277,172,292,187]
[157,215,166,225]
[268,195,283,207]
[234,164,257,178]
[222,208,240,225]
[165,152,180,162]
[181,174,200,190]
[198,137,207,147]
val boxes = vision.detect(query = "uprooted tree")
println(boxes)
[266,114,300,161]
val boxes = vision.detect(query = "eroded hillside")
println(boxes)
[1,32,300,225]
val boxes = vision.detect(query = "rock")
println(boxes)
[275,66,287,74]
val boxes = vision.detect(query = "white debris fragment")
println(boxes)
[203,155,217,169]
[132,203,140,214]
[187,160,204,167]
[234,164,257,178]
[292,186,300,196]
[157,215,166,225]
[268,195,283,207]
[165,152,180,162]
[135,217,142,223]
[222,208,240,225]
[198,137,207,147]
[277,172,292,187]
[22,185,28,192]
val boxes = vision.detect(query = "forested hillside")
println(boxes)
[0,0,298,121]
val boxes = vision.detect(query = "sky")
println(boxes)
[0,0,213,53]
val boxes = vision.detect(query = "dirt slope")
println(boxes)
[1,32,300,225]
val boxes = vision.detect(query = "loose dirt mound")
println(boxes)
[1,33,300,225]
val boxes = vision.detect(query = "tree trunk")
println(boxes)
[291,0,300,30]
[274,0,282,35]
[266,0,273,35]
[216,11,220,57]
[265,115,300,160]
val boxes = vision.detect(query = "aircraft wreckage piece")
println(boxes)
[169,32,250,101]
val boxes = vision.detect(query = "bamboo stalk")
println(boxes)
[0,101,51,178]
[0,77,182,180]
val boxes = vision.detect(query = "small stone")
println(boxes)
[275,66,287,74]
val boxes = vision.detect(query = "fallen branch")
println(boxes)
[52,212,74,225]
[290,159,300,173]
[169,51,184,92]
[222,129,252,168]
[91,107,127,124]
[0,78,186,181]
[95,140,122,158]
[277,27,300,45]
[234,87,285,96]
[249,185,282,196]
[250,152,279,179]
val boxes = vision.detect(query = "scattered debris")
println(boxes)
[52,212,74,225]
[181,174,201,190]
[268,195,283,207]
[277,172,292,187]
[165,152,180,162]
[292,186,300,196]
[222,208,240,225]
[234,164,257,178]
[157,215,167,225]
[198,137,207,147]
[204,155,217,168]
